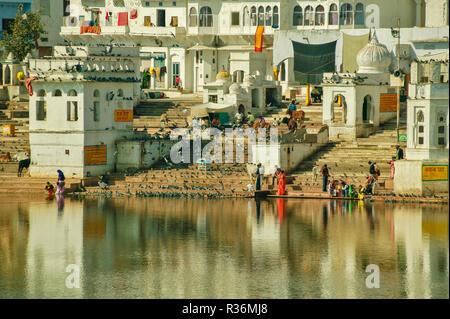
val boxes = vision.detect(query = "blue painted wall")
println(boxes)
[0,1,33,38]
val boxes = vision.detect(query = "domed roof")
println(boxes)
[356,31,391,74]
[216,66,230,79]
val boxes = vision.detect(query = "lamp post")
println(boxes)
[391,18,401,141]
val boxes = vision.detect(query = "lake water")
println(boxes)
[0,196,448,299]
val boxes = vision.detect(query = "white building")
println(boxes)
[196,51,281,117]
[56,0,450,94]
[394,59,449,195]
[321,32,396,139]
[28,45,140,178]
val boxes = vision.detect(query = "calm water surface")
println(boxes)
[0,196,448,299]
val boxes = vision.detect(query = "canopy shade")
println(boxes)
[190,103,235,117]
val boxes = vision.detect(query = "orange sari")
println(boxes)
[277,172,286,195]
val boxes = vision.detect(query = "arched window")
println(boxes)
[265,6,271,26]
[117,89,123,97]
[243,6,250,26]
[233,70,244,83]
[362,95,372,123]
[93,89,100,98]
[437,111,446,146]
[37,89,46,97]
[340,3,353,25]
[293,6,303,26]
[68,89,77,97]
[257,6,264,26]
[304,6,314,26]
[4,65,11,84]
[273,6,279,27]
[189,7,198,27]
[250,6,257,26]
[315,5,325,26]
[415,110,425,145]
[53,89,62,96]
[329,4,338,25]
[355,3,364,25]
[199,7,213,27]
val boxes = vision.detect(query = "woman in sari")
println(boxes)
[277,170,286,196]
[387,157,395,179]
[56,169,66,194]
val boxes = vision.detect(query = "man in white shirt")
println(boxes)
[258,164,265,189]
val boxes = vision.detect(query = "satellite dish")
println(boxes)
[394,70,402,77]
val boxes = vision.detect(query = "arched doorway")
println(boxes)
[362,95,372,123]
[332,94,347,124]
[4,65,11,85]
[0,63,3,84]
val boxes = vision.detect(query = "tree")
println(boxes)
[1,4,46,62]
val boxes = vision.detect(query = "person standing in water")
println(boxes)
[56,169,66,194]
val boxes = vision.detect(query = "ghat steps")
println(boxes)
[0,175,85,193]
[84,163,255,198]
[287,115,407,194]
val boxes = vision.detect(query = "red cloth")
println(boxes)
[25,76,38,96]
[118,12,128,26]
[277,198,285,224]
[255,26,264,52]
[130,9,138,19]
[277,173,286,196]
[80,26,101,34]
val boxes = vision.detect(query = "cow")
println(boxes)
[18,158,31,177]
[287,109,305,126]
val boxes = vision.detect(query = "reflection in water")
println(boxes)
[56,194,65,214]
[0,197,448,299]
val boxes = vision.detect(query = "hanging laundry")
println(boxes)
[118,12,128,26]
[255,26,264,52]
[25,76,38,96]
[130,9,138,19]
[80,26,101,34]
[105,11,109,20]
[155,67,161,81]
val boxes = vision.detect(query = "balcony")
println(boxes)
[187,14,218,35]
[129,25,185,38]
[60,16,128,36]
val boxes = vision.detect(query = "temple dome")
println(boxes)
[216,66,230,79]
[356,32,391,74]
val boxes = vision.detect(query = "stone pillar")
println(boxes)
[430,61,441,83]
[165,50,171,89]
[414,0,422,27]
[410,61,420,84]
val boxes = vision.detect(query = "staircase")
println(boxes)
[83,162,254,198]
[286,115,407,195]
[0,174,85,194]
[0,99,30,162]
[133,100,199,135]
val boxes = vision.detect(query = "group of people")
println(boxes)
[321,164,376,200]
[318,145,405,199]
[251,164,286,196]
[44,169,66,199]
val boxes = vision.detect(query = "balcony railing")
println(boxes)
[187,14,218,35]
